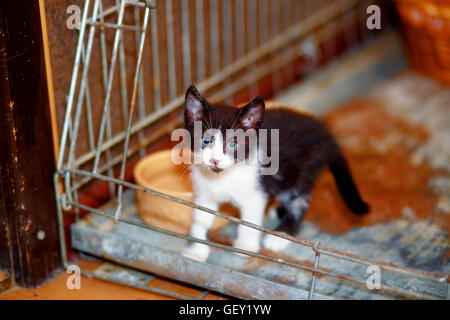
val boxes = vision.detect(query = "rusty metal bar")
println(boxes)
[114,4,150,222]
[98,0,116,200]
[64,0,101,208]
[195,0,205,81]
[134,5,147,159]
[56,0,91,171]
[308,241,321,300]
[91,0,126,173]
[181,0,191,89]
[209,0,219,74]
[150,4,161,110]
[166,0,177,100]
[86,21,143,31]
[80,269,203,300]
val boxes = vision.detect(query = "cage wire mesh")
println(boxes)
[55,0,449,299]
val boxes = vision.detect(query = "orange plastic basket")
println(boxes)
[395,0,450,85]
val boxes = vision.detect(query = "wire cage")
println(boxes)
[55,0,449,299]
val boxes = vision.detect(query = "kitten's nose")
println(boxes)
[208,159,223,173]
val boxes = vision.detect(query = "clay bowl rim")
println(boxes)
[133,149,193,199]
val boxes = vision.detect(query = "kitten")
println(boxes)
[182,85,369,261]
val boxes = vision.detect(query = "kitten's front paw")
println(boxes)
[233,238,260,257]
[182,244,210,262]
[267,207,278,219]
[263,234,290,252]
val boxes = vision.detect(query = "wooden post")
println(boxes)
[0,1,62,287]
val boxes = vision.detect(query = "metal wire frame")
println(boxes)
[63,168,449,299]
[54,0,449,299]
[82,269,210,300]
[64,0,365,175]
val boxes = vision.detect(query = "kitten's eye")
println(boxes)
[202,137,211,146]
[228,141,237,149]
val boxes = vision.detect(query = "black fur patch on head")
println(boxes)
[184,85,261,163]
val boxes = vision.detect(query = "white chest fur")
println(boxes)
[190,160,263,208]
[184,152,272,262]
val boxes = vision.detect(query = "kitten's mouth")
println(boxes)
[209,165,223,173]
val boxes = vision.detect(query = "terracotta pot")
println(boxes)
[133,149,231,235]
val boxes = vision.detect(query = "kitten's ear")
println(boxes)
[185,85,207,126]
[237,96,265,130]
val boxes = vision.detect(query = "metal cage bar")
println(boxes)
[63,167,448,299]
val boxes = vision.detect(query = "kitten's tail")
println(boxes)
[328,145,369,215]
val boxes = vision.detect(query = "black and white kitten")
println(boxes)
[182,85,369,261]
